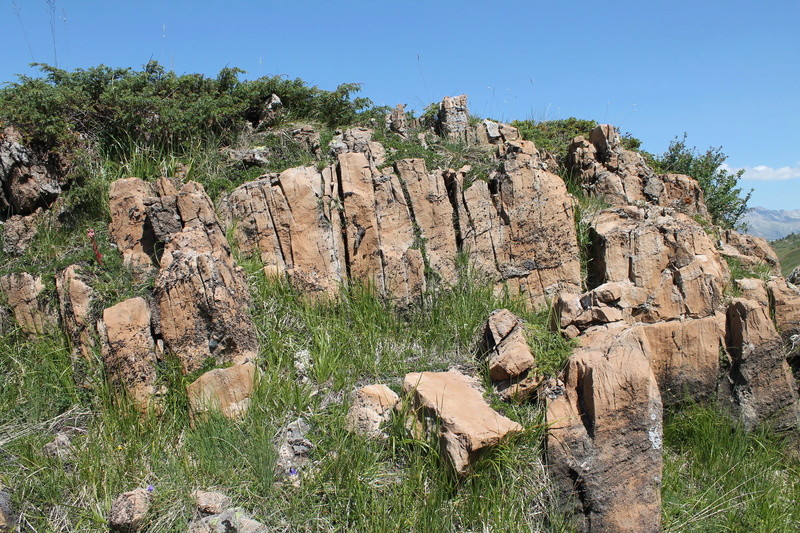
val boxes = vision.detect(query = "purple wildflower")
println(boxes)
[288,467,298,476]
[146,484,155,492]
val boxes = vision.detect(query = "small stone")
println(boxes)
[345,384,400,438]
[191,490,231,516]
[109,488,150,532]
[187,507,267,533]
[483,309,535,381]
[0,490,13,532]
[42,431,74,461]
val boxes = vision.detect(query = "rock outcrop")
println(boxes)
[108,177,157,279]
[1,209,43,256]
[97,297,159,413]
[187,362,256,420]
[0,272,54,335]
[718,228,781,275]
[56,265,95,359]
[547,325,663,533]
[567,124,708,219]
[0,126,63,216]
[403,370,522,474]
[435,94,471,142]
[482,309,535,381]
[788,264,800,285]
[724,298,800,430]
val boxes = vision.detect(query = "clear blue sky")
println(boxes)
[1,0,798,210]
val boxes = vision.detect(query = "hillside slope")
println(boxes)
[771,232,800,276]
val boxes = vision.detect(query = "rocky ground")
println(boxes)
[0,91,799,532]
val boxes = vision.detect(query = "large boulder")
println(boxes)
[766,276,800,339]
[403,370,522,474]
[97,297,159,413]
[547,325,663,533]
[566,124,708,219]
[724,298,800,430]
[449,142,582,307]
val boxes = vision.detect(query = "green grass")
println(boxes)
[662,403,800,532]
[770,232,800,277]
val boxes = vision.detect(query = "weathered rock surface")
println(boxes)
[218,167,346,297]
[482,309,534,381]
[188,508,267,533]
[394,158,459,282]
[734,277,770,305]
[386,104,408,136]
[42,431,75,461]
[567,124,708,219]
[108,177,156,278]
[97,297,159,413]
[0,490,12,532]
[766,276,800,339]
[589,206,727,322]
[547,325,663,533]
[191,490,232,516]
[476,119,519,146]
[56,265,95,359]
[0,272,53,334]
[450,142,582,306]
[345,384,400,438]
[290,126,321,157]
[435,94,472,142]
[329,127,386,168]
[154,181,258,373]
[109,488,150,532]
[724,298,800,430]
[788,264,800,285]
[403,371,522,474]
[718,229,781,275]
[339,152,425,303]
[277,418,312,477]
[1,209,42,256]
[0,126,63,216]
[187,362,256,420]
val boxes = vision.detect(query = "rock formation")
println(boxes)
[0,272,54,335]
[345,384,400,438]
[0,126,64,216]
[435,94,471,142]
[187,362,257,420]
[56,265,95,359]
[109,488,151,532]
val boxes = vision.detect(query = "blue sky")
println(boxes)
[1,0,798,210]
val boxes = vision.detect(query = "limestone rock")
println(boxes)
[403,371,522,474]
[450,146,582,307]
[108,177,156,278]
[42,431,75,461]
[0,272,54,335]
[191,490,232,516]
[56,265,95,359]
[188,508,267,533]
[218,167,346,298]
[589,206,728,322]
[0,490,13,532]
[435,94,472,142]
[0,127,62,215]
[187,363,256,420]
[547,325,663,532]
[766,276,800,339]
[1,209,42,256]
[109,488,150,532]
[718,229,781,275]
[339,152,425,303]
[345,384,400,438]
[725,298,800,430]
[566,124,708,219]
[394,158,459,282]
[97,297,159,413]
[482,309,535,381]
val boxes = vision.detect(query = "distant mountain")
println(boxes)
[741,206,800,240]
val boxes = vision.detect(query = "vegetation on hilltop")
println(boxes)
[771,232,800,276]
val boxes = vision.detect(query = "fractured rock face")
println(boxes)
[56,265,95,359]
[766,276,800,339]
[482,309,534,381]
[0,272,54,335]
[1,209,43,256]
[589,206,728,322]
[187,363,256,420]
[386,104,408,136]
[109,488,150,532]
[97,297,159,413]
[788,264,800,285]
[475,119,520,146]
[218,166,346,297]
[725,298,800,430]
[547,324,663,533]
[394,158,458,282]
[403,370,522,474]
[450,144,582,306]
[718,229,781,275]
[329,127,386,169]
[435,94,472,142]
[567,124,708,219]
[338,152,425,303]
[0,127,62,216]
[108,177,157,278]
[345,384,400,438]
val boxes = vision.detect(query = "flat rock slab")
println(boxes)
[403,371,522,474]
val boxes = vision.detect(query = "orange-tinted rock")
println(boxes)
[0,272,53,335]
[109,488,150,532]
[108,178,156,279]
[719,229,781,276]
[482,309,535,381]
[187,363,256,420]
[98,297,159,413]
[56,265,95,359]
[403,371,522,474]
[345,384,400,438]
[547,325,663,533]
[725,298,800,430]
[766,276,800,339]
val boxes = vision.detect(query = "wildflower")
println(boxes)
[87,228,104,266]
[288,467,298,476]
[146,484,155,493]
